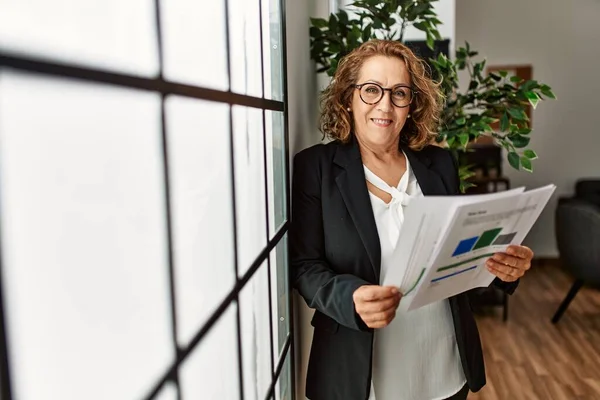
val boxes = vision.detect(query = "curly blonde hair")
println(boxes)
[319,39,443,150]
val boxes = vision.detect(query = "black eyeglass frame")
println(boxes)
[353,83,418,108]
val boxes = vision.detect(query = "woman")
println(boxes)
[289,40,533,400]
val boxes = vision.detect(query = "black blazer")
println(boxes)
[289,138,518,400]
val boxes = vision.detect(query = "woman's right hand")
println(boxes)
[352,285,402,329]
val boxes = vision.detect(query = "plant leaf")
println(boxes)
[525,91,540,109]
[541,87,556,99]
[309,26,322,37]
[518,127,532,135]
[310,18,328,28]
[511,134,530,148]
[328,42,341,53]
[520,79,539,92]
[426,32,435,50]
[362,24,373,41]
[507,151,520,170]
[328,13,338,31]
[508,107,529,121]
[436,52,448,68]
[523,149,538,160]
[372,17,384,29]
[411,3,430,18]
[521,156,533,172]
[413,21,429,32]
[327,65,337,77]
[510,75,523,83]
[459,180,476,193]
[338,10,349,24]
[500,112,509,131]
[459,133,469,147]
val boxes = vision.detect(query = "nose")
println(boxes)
[377,90,393,112]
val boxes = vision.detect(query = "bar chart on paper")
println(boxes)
[451,228,517,257]
[431,227,518,285]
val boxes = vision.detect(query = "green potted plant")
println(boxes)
[309,0,556,191]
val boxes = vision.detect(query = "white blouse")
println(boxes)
[365,156,466,400]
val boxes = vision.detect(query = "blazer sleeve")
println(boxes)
[289,149,371,331]
[448,150,520,295]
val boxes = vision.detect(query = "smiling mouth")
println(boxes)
[371,118,393,127]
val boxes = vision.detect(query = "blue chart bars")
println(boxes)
[452,237,478,256]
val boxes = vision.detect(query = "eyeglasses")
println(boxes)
[353,83,417,108]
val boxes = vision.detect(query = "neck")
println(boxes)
[356,135,402,164]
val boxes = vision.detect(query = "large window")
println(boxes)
[0,0,292,399]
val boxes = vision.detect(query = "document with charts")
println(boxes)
[383,184,556,312]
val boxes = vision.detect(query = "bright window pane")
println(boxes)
[266,110,287,237]
[229,0,262,97]
[232,106,267,277]
[240,263,272,400]
[0,0,158,77]
[155,382,178,400]
[164,96,235,347]
[275,352,292,400]
[270,234,290,359]
[0,71,173,400]
[160,0,228,90]
[180,305,240,400]
[262,0,284,100]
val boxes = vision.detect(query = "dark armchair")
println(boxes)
[551,179,600,323]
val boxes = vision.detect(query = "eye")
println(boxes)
[393,88,408,98]
[364,85,381,94]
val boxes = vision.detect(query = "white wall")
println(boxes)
[456,0,600,257]
[285,0,327,398]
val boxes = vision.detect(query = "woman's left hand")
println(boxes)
[486,245,534,282]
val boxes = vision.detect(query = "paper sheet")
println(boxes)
[383,184,556,311]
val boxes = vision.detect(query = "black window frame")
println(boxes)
[0,0,293,399]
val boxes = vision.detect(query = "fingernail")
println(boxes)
[391,287,399,294]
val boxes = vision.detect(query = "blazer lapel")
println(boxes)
[334,140,381,281]
[401,144,449,196]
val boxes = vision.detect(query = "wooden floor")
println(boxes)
[469,261,600,400]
